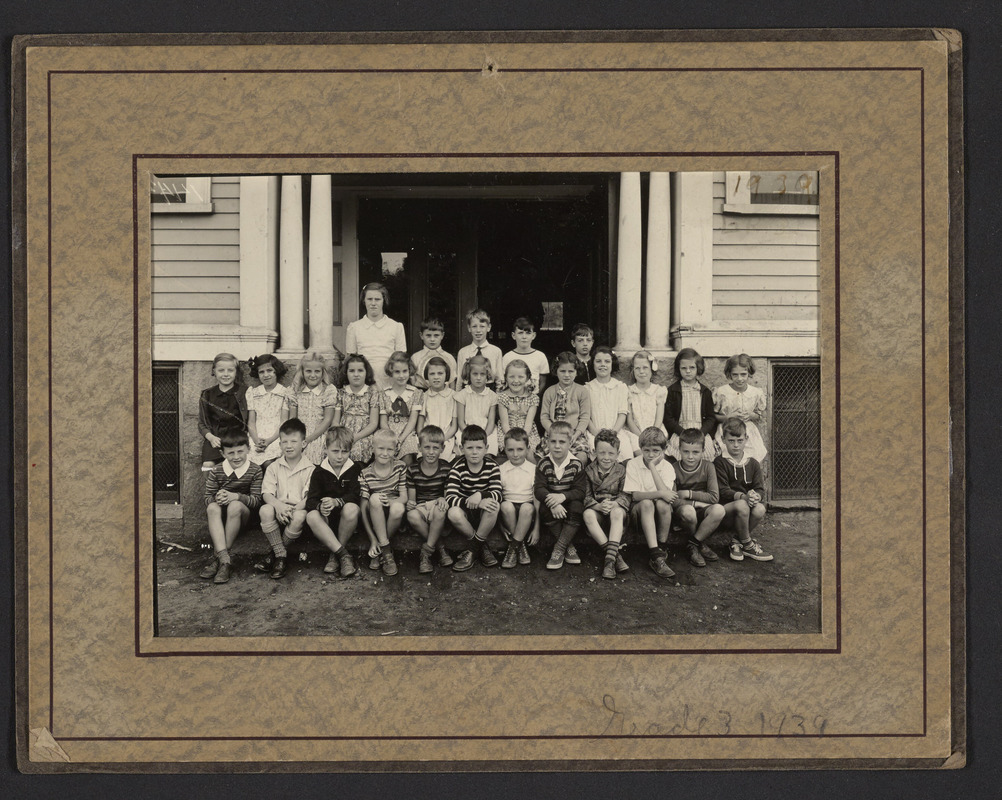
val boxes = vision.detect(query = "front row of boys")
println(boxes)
[201,413,771,584]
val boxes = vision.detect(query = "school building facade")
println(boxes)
[152,171,821,539]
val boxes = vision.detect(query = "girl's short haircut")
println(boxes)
[420,317,445,333]
[552,350,578,372]
[504,358,532,382]
[384,350,415,377]
[461,354,494,384]
[592,345,619,372]
[219,430,250,450]
[593,428,621,451]
[211,352,242,382]
[418,425,446,445]
[674,347,706,378]
[249,353,288,381]
[724,353,756,377]
[291,351,337,392]
[359,281,390,311]
[512,316,536,333]
[721,417,748,438]
[339,353,375,386]
[678,428,705,447]
[324,426,354,450]
[424,355,452,382]
[638,426,668,449]
[570,323,594,339]
[372,427,398,446]
[630,349,657,381]
[503,427,529,446]
[465,308,491,325]
[548,420,574,439]
[460,424,487,444]
[279,418,307,438]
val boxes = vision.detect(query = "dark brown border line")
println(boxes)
[34,58,938,753]
[132,149,838,661]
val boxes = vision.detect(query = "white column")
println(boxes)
[615,171,643,351]
[674,172,715,328]
[645,171,671,350]
[278,175,305,352]
[239,176,280,335]
[308,174,335,352]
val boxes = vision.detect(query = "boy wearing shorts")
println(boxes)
[498,427,538,568]
[445,425,503,571]
[304,426,361,577]
[582,428,631,580]
[669,428,725,567]
[406,425,455,573]
[714,418,773,562]
[535,421,588,570]
[624,426,677,579]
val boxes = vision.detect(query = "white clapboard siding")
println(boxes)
[151,176,240,326]
[711,171,820,322]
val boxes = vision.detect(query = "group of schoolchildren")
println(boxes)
[196,282,773,586]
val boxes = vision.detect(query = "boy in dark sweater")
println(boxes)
[446,425,503,572]
[582,428,631,580]
[304,426,361,577]
[200,430,264,584]
[669,428,725,567]
[713,418,773,562]
[535,421,588,570]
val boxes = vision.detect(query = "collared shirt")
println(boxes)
[623,455,676,494]
[548,451,574,481]
[222,458,252,479]
[499,458,535,503]
[411,347,459,389]
[320,457,355,478]
[421,388,457,432]
[456,341,504,388]
[585,377,629,430]
[262,456,316,505]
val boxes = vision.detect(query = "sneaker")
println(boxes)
[741,539,774,562]
[369,555,381,571]
[546,546,566,570]
[501,543,518,569]
[380,549,398,576]
[339,552,357,577]
[699,543,719,562]
[270,557,287,580]
[437,544,454,568]
[324,553,340,574]
[480,544,498,568]
[601,557,617,580]
[517,541,531,565]
[687,542,706,567]
[729,540,745,561]
[615,553,630,573]
[253,554,273,573]
[213,561,232,584]
[649,552,676,579]
[418,548,434,574]
[452,549,475,572]
[199,559,220,580]
[564,544,581,565]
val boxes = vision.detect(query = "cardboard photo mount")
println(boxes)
[12,30,964,771]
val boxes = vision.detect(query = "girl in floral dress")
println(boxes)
[497,359,541,460]
[378,351,422,462]
[334,353,380,464]
[625,349,668,457]
[289,351,341,465]
[712,353,767,463]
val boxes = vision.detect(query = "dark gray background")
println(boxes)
[3,1,995,796]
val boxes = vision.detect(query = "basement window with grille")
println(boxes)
[770,360,821,501]
[153,365,182,503]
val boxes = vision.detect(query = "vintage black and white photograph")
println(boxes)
[151,169,823,638]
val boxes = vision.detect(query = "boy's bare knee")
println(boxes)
[206,502,223,517]
[678,505,696,522]
[611,507,626,522]
[500,501,514,514]
[343,503,360,521]
[637,499,654,512]
[447,507,466,524]
[260,505,276,522]
[706,504,725,522]
[751,504,766,520]
[583,509,598,524]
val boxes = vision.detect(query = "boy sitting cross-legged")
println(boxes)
[669,428,726,567]
[200,430,264,584]
[713,417,773,562]
[498,427,539,568]
[359,428,408,576]
[405,425,455,574]
[582,428,631,580]
[535,421,588,570]
[624,426,677,579]
[303,426,361,578]
[256,418,315,580]
[445,425,503,572]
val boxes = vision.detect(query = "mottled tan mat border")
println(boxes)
[12,31,964,771]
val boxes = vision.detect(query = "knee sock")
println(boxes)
[215,548,231,565]
[260,521,288,558]
[604,541,620,562]
[420,543,434,556]
[556,523,579,549]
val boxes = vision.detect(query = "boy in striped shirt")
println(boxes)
[359,428,408,576]
[446,425,503,572]
[535,421,588,570]
[406,425,455,573]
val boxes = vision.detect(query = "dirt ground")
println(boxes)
[155,510,820,638]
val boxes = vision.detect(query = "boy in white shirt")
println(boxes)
[623,426,677,579]
[456,308,504,390]
[498,428,539,568]
[411,317,459,391]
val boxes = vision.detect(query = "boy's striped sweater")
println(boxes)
[445,456,503,509]
[534,454,587,503]
[203,461,264,510]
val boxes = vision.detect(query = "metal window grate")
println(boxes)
[153,366,181,503]
[771,362,821,500]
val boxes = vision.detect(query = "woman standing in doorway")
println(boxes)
[344,282,407,391]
